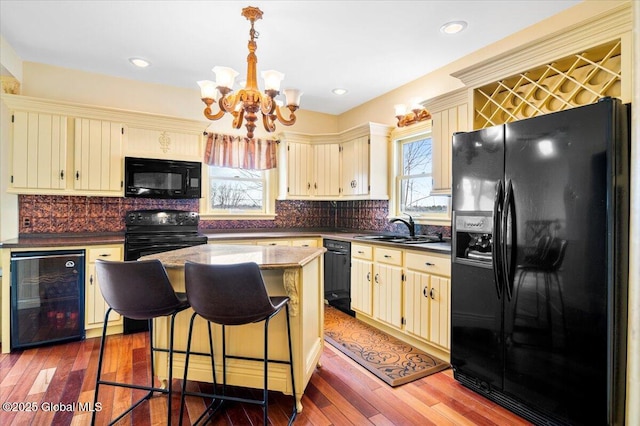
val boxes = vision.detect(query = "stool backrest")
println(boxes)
[184,261,276,325]
[95,259,184,320]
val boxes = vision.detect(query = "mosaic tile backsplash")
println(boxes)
[18,195,450,237]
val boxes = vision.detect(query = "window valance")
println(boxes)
[203,133,278,170]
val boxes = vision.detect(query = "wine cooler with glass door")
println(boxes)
[10,250,85,350]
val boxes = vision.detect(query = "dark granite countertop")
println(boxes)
[0,233,125,248]
[1,229,451,254]
[204,229,452,254]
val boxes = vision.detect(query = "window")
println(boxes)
[395,134,450,221]
[203,165,275,217]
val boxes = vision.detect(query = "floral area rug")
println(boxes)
[324,306,449,386]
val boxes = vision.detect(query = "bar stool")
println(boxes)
[92,259,190,426]
[179,261,297,426]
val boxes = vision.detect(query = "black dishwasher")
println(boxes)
[323,239,353,316]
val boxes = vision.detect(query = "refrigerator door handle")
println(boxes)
[502,179,515,300]
[492,179,504,299]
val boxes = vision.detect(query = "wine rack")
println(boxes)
[473,39,621,129]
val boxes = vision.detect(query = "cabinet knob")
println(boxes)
[367,272,371,282]
[90,275,94,285]
[374,273,379,283]
[75,171,80,180]
[423,286,428,298]
[60,170,65,180]
[430,288,436,300]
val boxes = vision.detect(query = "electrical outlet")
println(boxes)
[23,217,31,227]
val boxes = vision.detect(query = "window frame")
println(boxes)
[199,164,277,220]
[390,121,451,225]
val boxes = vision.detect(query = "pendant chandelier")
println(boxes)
[197,6,302,140]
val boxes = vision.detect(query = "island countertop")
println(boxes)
[141,242,326,412]
[139,243,326,270]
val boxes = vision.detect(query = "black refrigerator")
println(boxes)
[450,97,629,425]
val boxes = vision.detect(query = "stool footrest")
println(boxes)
[97,380,169,394]
[225,354,293,366]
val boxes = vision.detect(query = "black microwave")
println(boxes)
[124,157,202,199]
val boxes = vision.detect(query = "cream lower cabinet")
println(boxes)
[291,238,319,248]
[211,237,320,248]
[256,239,291,247]
[85,245,123,333]
[373,246,403,329]
[404,251,451,349]
[349,242,451,354]
[351,244,373,316]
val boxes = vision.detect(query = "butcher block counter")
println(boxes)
[139,243,326,412]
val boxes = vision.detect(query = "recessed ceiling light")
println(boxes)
[332,88,348,95]
[129,57,150,68]
[440,21,467,35]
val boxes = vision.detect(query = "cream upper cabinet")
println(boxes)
[10,111,68,191]
[313,144,341,197]
[2,94,205,196]
[340,135,368,196]
[284,141,340,198]
[424,89,469,195]
[73,118,123,193]
[286,141,313,196]
[278,122,392,201]
[124,127,202,160]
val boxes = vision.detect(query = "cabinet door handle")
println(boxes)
[76,171,80,180]
[60,170,64,180]
[99,253,111,257]
[374,273,379,283]
[307,182,311,190]
[430,288,435,300]
[384,254,392,258]
[423,286,429,298]
[367,272,371,282]
[90,274,94,285]
[425,262,434,266]
[314,182,317,189]
[357,250,365,254]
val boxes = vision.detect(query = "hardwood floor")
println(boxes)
[0,333,531,425]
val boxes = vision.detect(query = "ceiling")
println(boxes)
[0,0,582,115]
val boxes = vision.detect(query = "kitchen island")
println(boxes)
[139,243,326,412]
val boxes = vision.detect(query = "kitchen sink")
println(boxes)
[354,234,445,244]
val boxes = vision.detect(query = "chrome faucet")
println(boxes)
[390,214,415,237]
